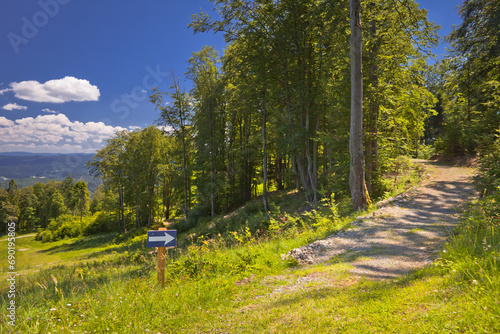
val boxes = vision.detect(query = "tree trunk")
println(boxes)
[276,157,284,190]
[349,0,370,211]
[118,182,124,233]
[135,186,141,228]
[262,79,269,212]
[181,125,189,219]
[366,6,379,194]
[147,185,153,227]
[209,96,216,218]
[80,195,83,223]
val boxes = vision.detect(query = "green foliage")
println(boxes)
[435,0,500,157]
[432,192,500,325]
[88,126,184,230]
[475,129,500,196]
[73,180,90,221]
[371,156,422,200]
[415,143,435,159]
[35,212,115,242]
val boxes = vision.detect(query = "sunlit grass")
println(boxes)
[0,232,138,275]
[2,168,498,333]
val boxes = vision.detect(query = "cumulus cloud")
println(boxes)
[2,103,28,111]
[0,117,15,127]
[42,108,58,114]
[0,114,129,154]
[3,76,100,103]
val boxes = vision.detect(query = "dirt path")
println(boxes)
[0,233,36,241]
[288,160,477,280]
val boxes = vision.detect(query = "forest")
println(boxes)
[1,0,499,240]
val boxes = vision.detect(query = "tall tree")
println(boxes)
[60,175,78,216]
[37,183,67,228]
[349,0,370,211]
[18,187,37,231]
[151,73,193,219]
[363,0,438,194]
[187,46,225,217]
[158,134,180,220]
[442,0,500,154]
[73,181,90,222]
[88,131,129,232]
[140,126,165,226]
[150,72,193,218]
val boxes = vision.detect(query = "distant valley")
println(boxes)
[0,152,101,192]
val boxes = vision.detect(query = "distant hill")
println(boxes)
[0,152,101,193]
[0,152,63,157]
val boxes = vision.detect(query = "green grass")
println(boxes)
[0,232,144,275]
[4,239,498,333]
[2,168,499,333]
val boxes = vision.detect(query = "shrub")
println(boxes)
[474,130,500,196]
[415,143,435,159]
[81,212,114,236]
[35,212,118,242]
[172,205,211,234]
[39,230,54,243]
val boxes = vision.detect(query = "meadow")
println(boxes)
[1,165,499,333]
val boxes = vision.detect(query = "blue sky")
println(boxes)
[0,0,462,154]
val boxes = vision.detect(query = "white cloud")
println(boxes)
[5,76,100,103]
[0,117,15,127]
[42,108,58,114]
[2,103,28,111]
[0,114,130,153]
[157,125,174,134]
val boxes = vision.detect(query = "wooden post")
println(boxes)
[157,227,167,287]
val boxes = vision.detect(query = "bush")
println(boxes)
[35,212,117,242]
[82,212,114,236]
[112,227,148,245]
[474,130,500,196]
[172,205,212,234]
[38,230,54,243]
[416,143,435,159]
[243,200,264,215]
[45,215,80,240]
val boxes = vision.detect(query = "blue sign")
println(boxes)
[147,230,177,248]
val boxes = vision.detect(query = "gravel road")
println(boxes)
[288,160,477,280]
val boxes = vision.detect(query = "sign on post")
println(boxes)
[147,229,176,287]
[147,230,177,248]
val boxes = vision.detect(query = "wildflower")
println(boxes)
[67,304,72,307]
[472,279,478,285]
[50,308,56,311]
